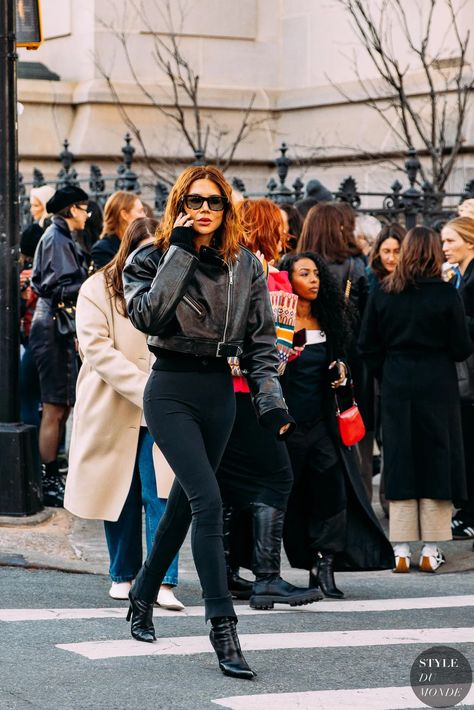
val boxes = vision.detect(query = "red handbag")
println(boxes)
[335,382,366,447]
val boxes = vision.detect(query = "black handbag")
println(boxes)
[53,301,76,338]
[456,353,474,402]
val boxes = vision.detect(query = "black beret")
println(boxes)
[46,185,89,214]
[20,222,44,258]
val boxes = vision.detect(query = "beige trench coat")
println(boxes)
[64,272,174,521]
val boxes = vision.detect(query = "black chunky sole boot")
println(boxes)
[250,503,323,610]
[309,552,344,599]
[250,576,323,610]
[209,617,256,679]
[228,571,253,600]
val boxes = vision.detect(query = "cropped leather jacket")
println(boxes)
[122,231,289,421]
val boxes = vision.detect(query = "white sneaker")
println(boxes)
[393,543,411,573]
[156,587,185,611]
[419,545,445,572]
[109,581,132,600]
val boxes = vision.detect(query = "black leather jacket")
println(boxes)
[31,216,88,307]
[123,235,289,421]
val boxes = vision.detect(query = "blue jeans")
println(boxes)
[104,428,179,585]
[20,343,41,427]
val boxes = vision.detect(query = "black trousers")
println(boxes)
[286,419,347,553]
[138,369,236,621]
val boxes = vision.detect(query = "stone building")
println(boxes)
[18,0,474,197]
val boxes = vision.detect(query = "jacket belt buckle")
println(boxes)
[217,342,241,357]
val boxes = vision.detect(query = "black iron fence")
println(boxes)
[19,135,474,232]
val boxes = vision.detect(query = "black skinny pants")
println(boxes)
[138,368,237,621]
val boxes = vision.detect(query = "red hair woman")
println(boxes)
[217,199,321,610]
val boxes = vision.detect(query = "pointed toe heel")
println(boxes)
[210,617,256,680]
[309,553,344,599]
[127,592,156,643]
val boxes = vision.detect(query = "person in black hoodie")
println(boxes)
[29,186,89,506]
[122,165,294,680]
[441,217,474,543]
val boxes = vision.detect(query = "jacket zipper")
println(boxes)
[183,294,204,317]
[221,264,233,346]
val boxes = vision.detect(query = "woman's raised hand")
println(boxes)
[173,212,194,228]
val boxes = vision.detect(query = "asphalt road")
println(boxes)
[0,567,473,710]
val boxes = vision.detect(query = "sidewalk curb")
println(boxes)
[0,508,53,526]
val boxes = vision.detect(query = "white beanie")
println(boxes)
[30,185,56,226]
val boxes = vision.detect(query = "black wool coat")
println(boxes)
[280,341,394,572]
[458,258,474,338]
[359,278,472,501]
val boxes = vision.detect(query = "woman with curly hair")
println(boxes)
[359,227,471,573]
[217,199,321,610]
[280,252,393,598]
[123,168,295,680]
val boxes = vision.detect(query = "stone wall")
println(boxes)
[17,0,474,194]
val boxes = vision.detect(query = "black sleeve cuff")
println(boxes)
[260,408,296,440]
[169,226,197,254]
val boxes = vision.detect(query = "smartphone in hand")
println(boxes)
[293,328,307,348]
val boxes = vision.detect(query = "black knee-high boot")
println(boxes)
[223,506,253,600]
[249,503,322,610]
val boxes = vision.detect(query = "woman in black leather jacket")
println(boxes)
[123,165,294,680]
[29,186,89,506]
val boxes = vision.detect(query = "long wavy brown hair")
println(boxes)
[334,201,361,257]
[238,198,286,261]
[102,217,159,316]
[298,202,350,263]
[156,165,242,262]
[101,191,141,239]
[370,222,407,280]
[385,226,444,294]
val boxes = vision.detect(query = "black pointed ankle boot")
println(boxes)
[249,503,323,610]
[42,461,65,508]
[209,617,256,679]
[223,506,253,600]
[127,588,156,643]
[309,552,344,599]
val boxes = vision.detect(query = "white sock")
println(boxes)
[393,543,410,556]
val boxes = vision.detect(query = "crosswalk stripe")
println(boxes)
[3,595,474,622]
[211,685,474,709]
[56,627,474,660]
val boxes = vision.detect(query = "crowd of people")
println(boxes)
[20,168,474,680]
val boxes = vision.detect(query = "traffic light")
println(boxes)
[16,0,43,50]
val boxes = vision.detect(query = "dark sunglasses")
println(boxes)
[183,194,227,212]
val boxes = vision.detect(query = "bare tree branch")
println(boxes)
[96,0,264,174]
[335,0,473,190]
